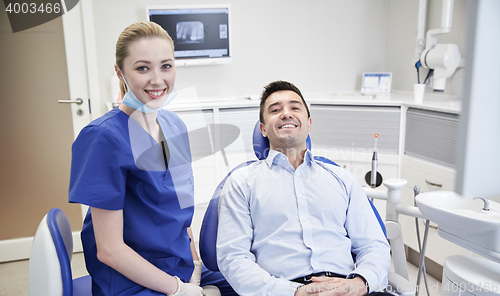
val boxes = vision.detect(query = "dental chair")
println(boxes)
[28,208,92,296]
[199,120,415,295]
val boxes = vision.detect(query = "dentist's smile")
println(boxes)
[145,88,167,99]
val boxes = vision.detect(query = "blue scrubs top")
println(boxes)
[69,107,195,296]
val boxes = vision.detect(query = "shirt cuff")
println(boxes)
[347,273,370,293]
[288,281,305,295]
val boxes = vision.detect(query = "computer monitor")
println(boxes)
[146,4,232,67]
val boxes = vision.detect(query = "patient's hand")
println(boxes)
[294,276,367,296]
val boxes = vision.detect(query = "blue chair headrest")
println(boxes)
[252,120,311,160]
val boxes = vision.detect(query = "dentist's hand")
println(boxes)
[188,261,203,286]
[168,276,206,296]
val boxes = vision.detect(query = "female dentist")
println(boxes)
[69,22,235,296]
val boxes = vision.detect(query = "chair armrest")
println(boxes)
[387,271,416,296]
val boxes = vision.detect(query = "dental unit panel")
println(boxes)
[416,191,500,296]
[416,191,500,263]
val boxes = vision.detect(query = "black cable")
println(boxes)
[423,69,434,85]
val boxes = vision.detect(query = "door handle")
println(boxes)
[58,98,83,105]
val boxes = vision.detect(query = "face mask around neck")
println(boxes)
[119,69,177,113]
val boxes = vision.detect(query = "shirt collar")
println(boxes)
[265,149,314,168]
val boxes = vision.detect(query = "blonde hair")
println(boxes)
[116,22,174,97]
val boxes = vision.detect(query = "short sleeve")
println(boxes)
[69,125,128,210]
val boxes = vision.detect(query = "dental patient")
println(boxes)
[216,80,393,296]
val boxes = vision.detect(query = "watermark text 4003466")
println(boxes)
[5,2,61,14]
[3,0,80,33]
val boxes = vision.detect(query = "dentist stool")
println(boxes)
[28,208,92,296]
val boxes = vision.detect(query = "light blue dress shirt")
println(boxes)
[217,149,391,296]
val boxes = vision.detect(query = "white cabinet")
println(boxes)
[404,108,459,168]
[309,104,401,218]
[309,105,401,154]
[176,106,260,206]
[400,108,469,267]
[174,109,218,206]
[309,104,400,185]
[218,107,260,168]
[174,109,216,245]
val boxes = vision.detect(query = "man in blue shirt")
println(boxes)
[216,81,392,296]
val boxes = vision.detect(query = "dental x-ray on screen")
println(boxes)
[146,5,232,66]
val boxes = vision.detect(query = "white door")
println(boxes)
[0,1,95,262]
[60,1,98,222]
[61,2,94,139]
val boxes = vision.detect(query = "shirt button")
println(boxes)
[298,194,303,198]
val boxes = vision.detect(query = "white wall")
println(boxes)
[88,0,471,115]
[89,0,390,115]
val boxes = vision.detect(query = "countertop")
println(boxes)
[161,90,461,114]
[305,90,461,113]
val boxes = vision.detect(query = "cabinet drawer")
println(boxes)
[401,155,455,193]
[402,165,455,193]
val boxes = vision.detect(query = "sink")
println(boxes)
[416,191,500,263]
[416,191,500,231]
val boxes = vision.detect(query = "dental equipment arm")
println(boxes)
[363,179,416,295]
[419,0,461,91]
[363,179,425,221]
[364,179,426,284]
[414,0,428,60]
[383,179,411,281]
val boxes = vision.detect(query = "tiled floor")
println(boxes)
[0,253,440,296]
[408,263,441,296]
[0,252,88,296]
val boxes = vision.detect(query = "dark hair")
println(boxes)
[259,80,310,123]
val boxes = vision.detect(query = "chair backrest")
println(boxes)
[199,162,256,271]
[199,120,386,271]
[29,208,74,296]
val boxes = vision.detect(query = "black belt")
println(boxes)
[291,271,346,285]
